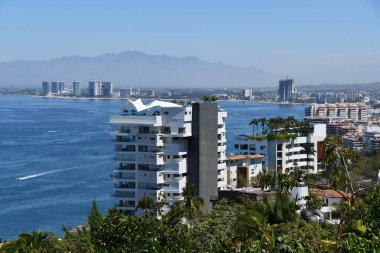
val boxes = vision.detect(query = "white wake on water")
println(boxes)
[15,165,91,181]
[16,170,60,180]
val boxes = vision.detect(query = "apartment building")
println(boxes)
[305,103,367,122]
[364,125,380,153]
[110,99,227,215]
[234,124,327,173]
[342,133,363,151]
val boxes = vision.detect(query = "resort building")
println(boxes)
[233,124,327,173]
[109,99,227,215]
[305,103,367,122]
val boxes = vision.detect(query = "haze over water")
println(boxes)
[0,95,305,240]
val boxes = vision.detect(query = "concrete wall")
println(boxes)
[188,103,218,211]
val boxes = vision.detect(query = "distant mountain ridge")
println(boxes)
[0,51,279,88]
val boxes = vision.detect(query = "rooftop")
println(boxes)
[309,189,352,199]
[120,98,182,113]
[226,154,264,161]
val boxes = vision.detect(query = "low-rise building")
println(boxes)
[226,154,263,188]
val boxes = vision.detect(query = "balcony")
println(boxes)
[114,164,135,171]
[114,136,136,143]
[136,153,164,165]
[110,115,162,126]
[116,202,135,208]
[137,133,164,146]
[161,178,186,192]
[114,154,136,162]
[113,172,135,180]
[162,160,187,174]
[111,129,132,136]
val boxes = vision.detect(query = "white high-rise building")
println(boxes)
[110,99,227,215]
[242,89,252,98]
[234,124,327,173]
[88,81,102,96]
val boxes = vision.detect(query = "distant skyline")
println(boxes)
[0,0,380,84]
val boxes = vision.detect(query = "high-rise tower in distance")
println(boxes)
[278,78,294,102]
[73,81,81,96]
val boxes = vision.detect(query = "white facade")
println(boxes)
[364,125,380,153]
[110,99,227,215]
[242,89,252,98]
[234,124,326,173]
[305,103,367,122]
[226,154,263,189]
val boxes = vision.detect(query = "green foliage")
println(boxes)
[248,135,265,141]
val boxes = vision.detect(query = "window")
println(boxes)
[139,126,150,134]
[260,146,265,150]
[138,145,148,152]
[164,111,169,115]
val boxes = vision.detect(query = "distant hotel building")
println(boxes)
[242,89,253,99]
[120,88,133,98]
[51,81,59,94]
[305,103,367,122]
[109,99,227,215]
[73,81,81,96]
[42,81,51,95]
[88,81,113,97]
[278,78,294,102]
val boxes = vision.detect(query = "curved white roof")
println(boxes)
[120,98,182,112]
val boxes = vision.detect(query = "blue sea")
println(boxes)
[0,95,305,240]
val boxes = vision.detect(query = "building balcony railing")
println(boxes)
[110,115,162,126]
[114,136,136,143]
[116,203,135,208]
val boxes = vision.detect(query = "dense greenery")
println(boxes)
[2,124,380,252]
[249,116,313,141]
[2,186,380,252]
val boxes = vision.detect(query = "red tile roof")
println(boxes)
[309,189,352,199]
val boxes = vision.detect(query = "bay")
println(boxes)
[0,95,305,240]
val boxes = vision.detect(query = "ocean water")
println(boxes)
[0,95,305,240]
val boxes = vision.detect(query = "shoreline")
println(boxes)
[4,94,308,105]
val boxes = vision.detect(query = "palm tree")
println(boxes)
[202,95,210,103]
[302,142,316,172]
[260,117,267,134]
[136,193,154,215]
[209,95,218,102]
[181,183,206,220]
[2,231,51,252]
[249,118,258,135]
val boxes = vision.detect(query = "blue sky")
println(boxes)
[0,0,379,84]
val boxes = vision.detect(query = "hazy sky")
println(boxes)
[0,0,380,84]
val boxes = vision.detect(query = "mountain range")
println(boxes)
[0,51,279,88]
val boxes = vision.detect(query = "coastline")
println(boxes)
[8,94,308,105]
